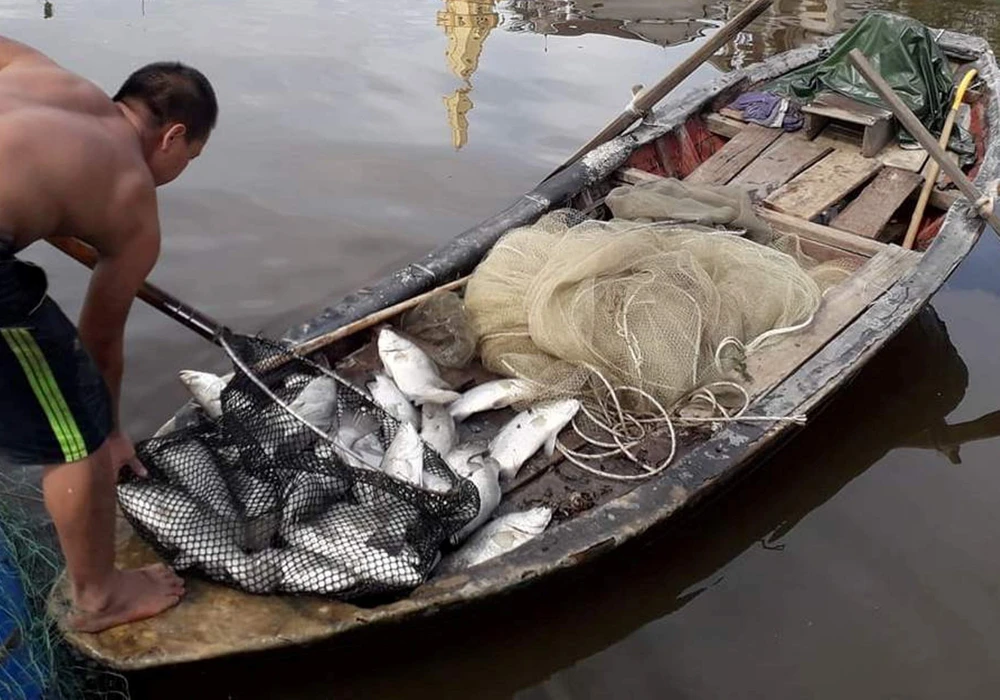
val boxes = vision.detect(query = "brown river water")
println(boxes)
[7,0,1000,697]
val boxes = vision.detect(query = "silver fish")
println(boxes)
[282,470,352,525]
[377,328,460,405]
[381,422,424,487]
[155,438,240,521]
[352,432,385,469]
[445,440,489,478]
[269,548,359,595]
[328,410,380,469]
[420,402,456,457]
[282,505,422,588]
[228,469,281,551]
[178,370,228,419]
[367,373,420,427]
[489,399,581,481]
[448,379,532,422]
[285,375,339,433]
[118,482,258,586]
[442,506,553,571]
[450,456,502,544]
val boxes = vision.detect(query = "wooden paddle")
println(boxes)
[847,49,1000,234]
[544,0,774,181]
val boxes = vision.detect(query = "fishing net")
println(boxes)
[465,183,854,413]
[0,470,129,699]
[122,334,480,599]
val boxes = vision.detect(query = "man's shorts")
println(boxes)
[0,244,113,465]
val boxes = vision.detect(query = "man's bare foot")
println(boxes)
[67,564,185,633]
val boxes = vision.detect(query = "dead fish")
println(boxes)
[282,470,352,525]
[228,469,281,551]
[118,482,261,587]
[285,375,339,433]
[420,402,456,457]
[450,456,502,544]
[421,467,452,494]
[269,548,359,595]
[442,506,553,571]
[352,432,385,469]
[377,328,460,405]
[448,379,532,422]
[381,422,424,487]
[155,438,240,522]
[367,373,420,427]
[326,410,380,469]
[445,440,489,478]
[178,370,228,419]
[489,399,581,481]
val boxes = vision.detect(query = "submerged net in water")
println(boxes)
[465,180,855,412]
[123,335,479,599]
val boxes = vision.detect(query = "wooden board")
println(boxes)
[730,133,833,191]
[803,91,893,127]
[759,209,887,258]
[685,123,782,185]
[878,143,929,172]
[745,245,920,399]
[764,149,883,220]
[830,167,923,239]
[704,112,745,139]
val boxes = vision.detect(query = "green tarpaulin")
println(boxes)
[769,11,974,159]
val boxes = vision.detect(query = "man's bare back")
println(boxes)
[0,34,217,633]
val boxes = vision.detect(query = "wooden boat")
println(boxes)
[56,26,1000,669]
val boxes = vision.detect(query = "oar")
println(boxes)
[544,0,774,181]
[903,67,979,250]
[46,236,224,342]
[847,49,1000,233]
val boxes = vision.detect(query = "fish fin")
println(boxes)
[418,389,461,405]
[543,430,559,458]
[338,410,380,444]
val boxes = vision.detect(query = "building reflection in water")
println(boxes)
[435,0,864,149]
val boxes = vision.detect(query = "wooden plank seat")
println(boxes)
[803,91,895,157]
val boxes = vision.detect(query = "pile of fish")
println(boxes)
[121,326,582,596]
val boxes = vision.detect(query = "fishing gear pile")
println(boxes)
[121,334,481,599]
[465,182,852,412]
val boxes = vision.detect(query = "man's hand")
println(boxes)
[106,431,148,478]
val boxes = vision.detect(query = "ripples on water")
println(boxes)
[6,0,1000,697]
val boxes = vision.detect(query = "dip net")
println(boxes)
[122,334,479,599]
[464,180,854,413]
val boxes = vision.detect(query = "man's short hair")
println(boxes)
[113,62,218,142]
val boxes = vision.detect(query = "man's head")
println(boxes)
[113,62,218,185]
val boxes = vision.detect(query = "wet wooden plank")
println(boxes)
[879,143,928,172]
[759,209,886,258]
[730,133,833,192]
[803,91,895,157]
[764,149,883,221]
[745,245,920,400]
[685,123,782,185]
[704,112,745,139]
[831,167,923,239]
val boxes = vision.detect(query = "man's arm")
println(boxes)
[76,187,161,432]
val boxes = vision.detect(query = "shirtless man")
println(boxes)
[0,35,217,632]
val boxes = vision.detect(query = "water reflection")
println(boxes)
[437,1,499,149]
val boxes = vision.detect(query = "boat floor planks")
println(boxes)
[685,123,782,185]
[831,167,923,240]
[764,149,883,221]
[745,245,920,400]
[730,132,834,191]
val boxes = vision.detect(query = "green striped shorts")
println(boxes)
[0,252,112,465]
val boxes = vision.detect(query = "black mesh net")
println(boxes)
[119,333,480,599]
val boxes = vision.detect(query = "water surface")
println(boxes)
[6,0,1000,697]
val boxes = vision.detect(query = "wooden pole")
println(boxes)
[847,49,1000,233]
[903,68,979,250]
[289,275,470,355]
[544,0,774,180]
[46,237,224,343]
